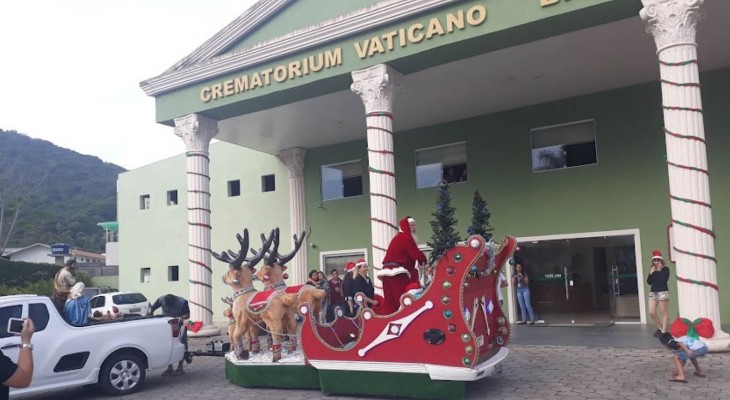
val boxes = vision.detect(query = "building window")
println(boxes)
[531,119,597,172]
[321,161,363,201]
[228,180,241,197]
[321,250,367,277]
[168,265,179,282]
[415,142,467,189]
[140,268,150,283]
[139,194,150,210]
[167,190,178,206]
[261,174,275,192]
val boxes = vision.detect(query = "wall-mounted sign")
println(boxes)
[51,243,70,255]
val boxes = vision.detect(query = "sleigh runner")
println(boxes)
[218,230,516,400]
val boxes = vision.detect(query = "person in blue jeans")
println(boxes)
[512,262,535,325]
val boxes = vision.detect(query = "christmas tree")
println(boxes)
[427,182,460,265]
[467,190,493,241]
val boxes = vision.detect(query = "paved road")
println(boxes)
[13,337,730,400]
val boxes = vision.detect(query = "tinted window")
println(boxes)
[28,303,50,332]
[91,296,105,308]
[0,305,23,338]
[113,293,147,305]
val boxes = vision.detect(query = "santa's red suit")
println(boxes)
[378,216,427,315]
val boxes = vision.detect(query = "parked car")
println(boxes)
[81,286,117,299]
[1,294,185,397]
[90,292,150,317]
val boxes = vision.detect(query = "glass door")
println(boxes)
[515,235,637,326]
[607,245,641,323]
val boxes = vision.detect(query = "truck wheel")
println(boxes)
[99,352,146,396]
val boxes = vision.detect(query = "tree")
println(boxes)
[0,162,43,255]
[467,190,493,241]
[427,182,460,266]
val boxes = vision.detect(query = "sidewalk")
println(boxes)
[14,324,730,399]
[510,323,730,349]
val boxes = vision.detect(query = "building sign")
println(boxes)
[51,243,70,255]
[199,4,488,104]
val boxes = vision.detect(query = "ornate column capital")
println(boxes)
[174,113,219,152]
[640,0,704,52]
[278,147,306,178]
[351,64,403,114]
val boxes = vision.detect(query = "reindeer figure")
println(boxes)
[213,229,298,362]
[253,228,327,348]
[221,296,236,343]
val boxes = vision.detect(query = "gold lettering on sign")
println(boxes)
[353,5,487,60]
[199,3,491,103]
[199,48,344,102]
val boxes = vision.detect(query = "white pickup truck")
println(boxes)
[0,295,186,397]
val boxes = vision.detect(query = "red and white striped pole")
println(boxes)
[174,113,220,337]
[351,64,403,296]
[641,0,729,350]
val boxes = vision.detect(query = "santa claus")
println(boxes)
[378,216,427,315]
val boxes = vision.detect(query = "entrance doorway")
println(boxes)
[513,231,644,326]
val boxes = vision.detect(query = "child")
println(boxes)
[659,332,708,382]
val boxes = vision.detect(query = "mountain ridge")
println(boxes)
[0,129,125,253]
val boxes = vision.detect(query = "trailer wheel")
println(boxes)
[98,352,146,396]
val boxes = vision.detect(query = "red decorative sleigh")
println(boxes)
[224,234,516,400]
[299,235,516,397]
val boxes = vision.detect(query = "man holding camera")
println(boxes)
[1,318,35,400]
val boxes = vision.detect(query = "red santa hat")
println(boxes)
[354,258,367,268]
[345,261,356,272]
[651,250,664,260]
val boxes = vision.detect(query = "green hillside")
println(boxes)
[0,129,125,253]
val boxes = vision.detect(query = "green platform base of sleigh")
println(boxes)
[318,370,466,400]
[225,360,466,399]
[224,360,320,389]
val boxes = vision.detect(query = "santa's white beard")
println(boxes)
[411,232,420,245]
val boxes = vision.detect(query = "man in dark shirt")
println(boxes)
[327,269,344,321]
[1,318,35,400]
[149,294,190,376]
[342,262,356,317]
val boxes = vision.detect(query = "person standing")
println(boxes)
[316,271,330,323]
[305,270,320,287]
[352,259,378,310]
[647,250,670,338]
[342,262,356,317]
[513,261,535,325]
[51,259,77,315]
[149,294,190,376]
[327,269,344,321]
[379,216,427,315]
[1,318,35,400]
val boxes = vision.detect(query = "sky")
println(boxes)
[0,0,257,170]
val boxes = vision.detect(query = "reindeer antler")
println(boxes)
[212,229,250,268]
[258,228,305,266]
[245,229,275,269]
[221,297,233,306]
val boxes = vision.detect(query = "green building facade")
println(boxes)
[121,0,729,348]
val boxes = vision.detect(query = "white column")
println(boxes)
[277,147,307,285]
[174,113,220,337]
[351,64,403,296]
[641,0,729,351]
